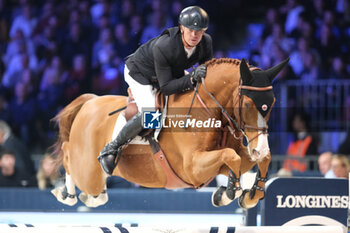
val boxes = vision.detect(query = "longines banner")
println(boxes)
[261,177,348,227]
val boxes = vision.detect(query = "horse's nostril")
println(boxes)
[253,149,260,156]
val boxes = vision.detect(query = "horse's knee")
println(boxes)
[221,148,241,172]
[221,148,240,162]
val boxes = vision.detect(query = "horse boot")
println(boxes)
[98,112,143,175]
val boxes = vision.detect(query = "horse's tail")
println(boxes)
[51,94,97,170]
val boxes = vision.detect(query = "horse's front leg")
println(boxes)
[212,168,243,207]
[238,153,270,209]
[185,148,242,207]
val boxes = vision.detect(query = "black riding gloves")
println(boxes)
[191,65,207,85]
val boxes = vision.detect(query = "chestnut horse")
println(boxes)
[51,58,288,209]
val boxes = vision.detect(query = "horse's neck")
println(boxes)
[198,68,240,109]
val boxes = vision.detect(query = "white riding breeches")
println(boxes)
[124,65,156,112]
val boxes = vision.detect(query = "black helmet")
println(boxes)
[178,6,209,30]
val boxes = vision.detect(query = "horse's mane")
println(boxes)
[204,58,241,68]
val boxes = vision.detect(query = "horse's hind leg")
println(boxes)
[51,141,78,206]
[51,173,78,206]
[78,184,108,208]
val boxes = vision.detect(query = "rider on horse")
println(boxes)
[98,6,214,175]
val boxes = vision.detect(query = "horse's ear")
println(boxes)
[265,58,290,82]
[240,58,253,85]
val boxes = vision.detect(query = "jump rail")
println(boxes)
[0,224,345,233]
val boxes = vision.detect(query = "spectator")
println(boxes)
[0,120,35,175]
[2,50,38,92]
[60,22,91,67]
[320,10,341,40]
[140,11,169,44]
[91,55,124,95]
[8,82,38,148]
[90,0,110,27]
[37,154,63,190]
[3,29,35,67]
[9,4,37,39]
[280,0,304,35]
[113,0,136,25]
[289,37,320,76]
[318,151,336,178]
[299,51,321,82]
[0,149,36,187]
[63,54,90,104]
[113,23,136,59]
[261,23,294,69]
[262,8,282,40]
[316,24,340,69]
[34,24,59,71]
[37,57,65,135]
[31,2,55,39]
[282,112,319,173]
[77,1,92,29]
[129,14,144,47]
[91,27,115,70]
[331,154,350,179]
[328,56,348,79]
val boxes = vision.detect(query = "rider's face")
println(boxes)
[181,25,205,48]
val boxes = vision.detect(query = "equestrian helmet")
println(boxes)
[178,6,209,30]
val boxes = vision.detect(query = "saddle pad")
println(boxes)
[112,111,149,145]
[112,96,169,144]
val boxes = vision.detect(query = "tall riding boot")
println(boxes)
[98,112,143,175]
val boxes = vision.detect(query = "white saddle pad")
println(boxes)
[112,96,168,144]
[112,111,149,145]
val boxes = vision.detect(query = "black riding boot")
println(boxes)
[98,112,143,175]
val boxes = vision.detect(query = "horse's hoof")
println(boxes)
[79,191,108,208]
[238,189,258,209]
[98,154,116,175]
[211,186,228,207]
[51,187,77,206]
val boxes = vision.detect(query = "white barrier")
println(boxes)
[0,224,345,233]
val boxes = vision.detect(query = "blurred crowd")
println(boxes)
[245,0,350,83]
[0,0,350,188]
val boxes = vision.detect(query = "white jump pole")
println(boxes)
[0,225,345,233]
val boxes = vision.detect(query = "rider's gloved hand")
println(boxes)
[191,65,207,84]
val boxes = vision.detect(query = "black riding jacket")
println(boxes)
[125,26,213,95]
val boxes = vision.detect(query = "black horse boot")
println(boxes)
[98,112,143,175]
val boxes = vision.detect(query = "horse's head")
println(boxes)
[234,58,289,161]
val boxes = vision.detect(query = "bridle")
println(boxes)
[196,74,272,147]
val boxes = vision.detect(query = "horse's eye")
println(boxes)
[242,136,248,147]
[244,103,250,108]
